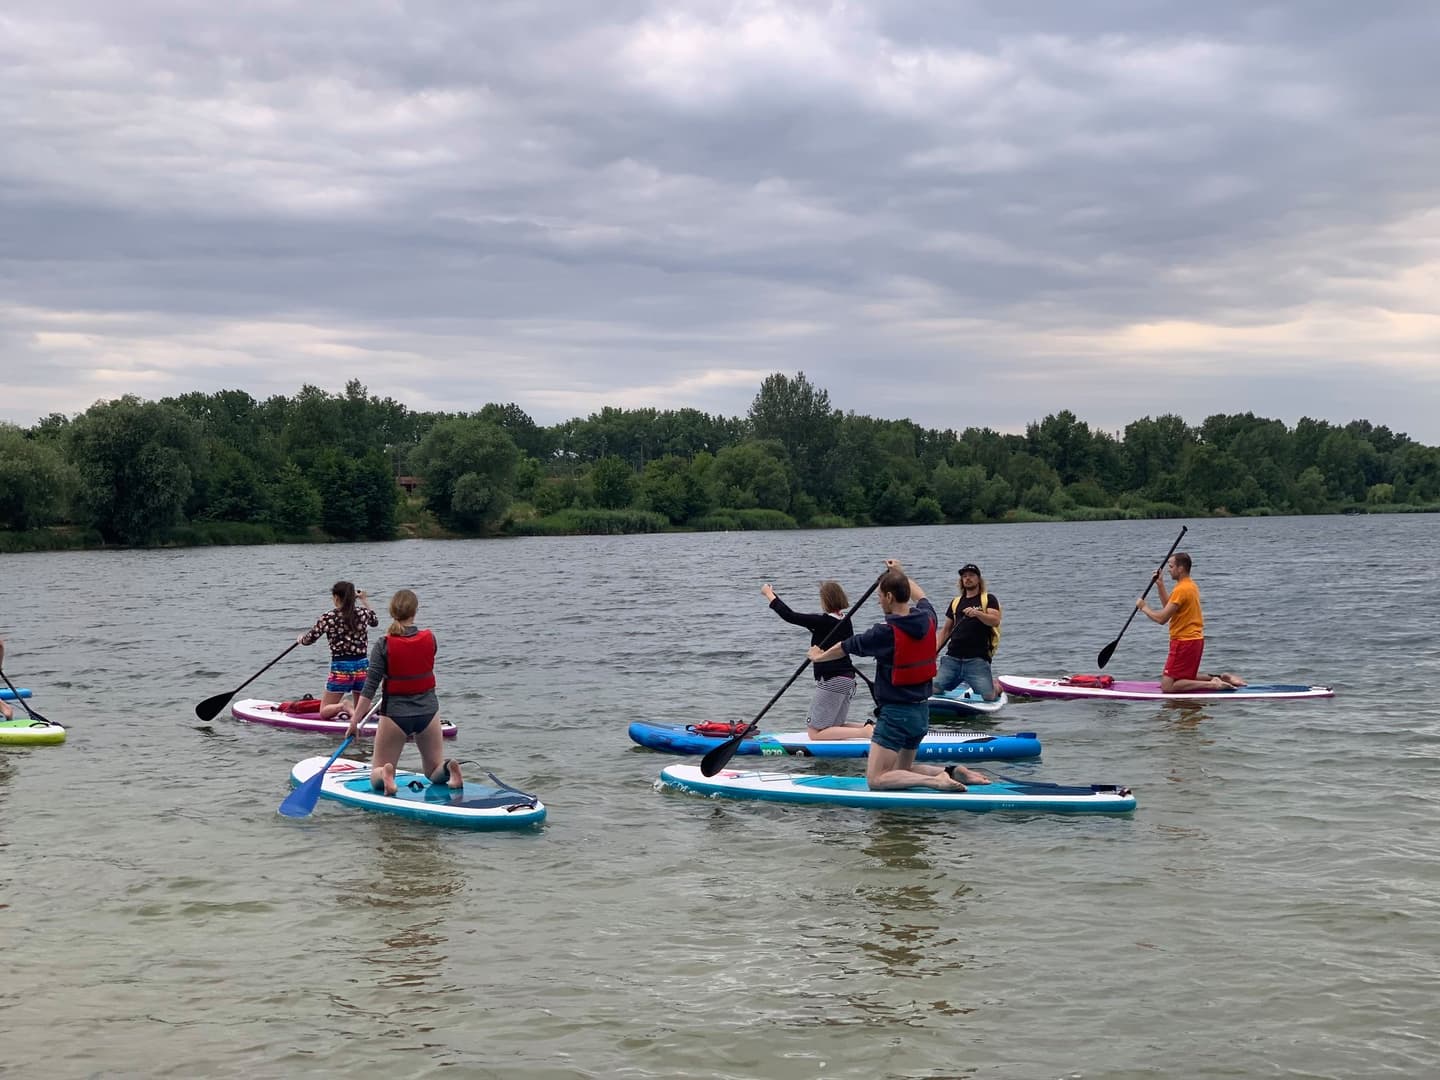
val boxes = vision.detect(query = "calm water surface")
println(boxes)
[1,516,1437,1079]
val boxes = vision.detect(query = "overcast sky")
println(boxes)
[2,1,1437,442]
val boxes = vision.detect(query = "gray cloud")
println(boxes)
[1,0,1437,440]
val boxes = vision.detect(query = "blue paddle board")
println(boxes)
[289,756,546,830]
[628,721,1039,761]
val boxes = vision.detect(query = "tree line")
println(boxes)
[2,373,1438,550]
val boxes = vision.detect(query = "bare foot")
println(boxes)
[1219,673,1247,687]
[377,763,397,796]
[445,759,463,789]
[948,764,988,785]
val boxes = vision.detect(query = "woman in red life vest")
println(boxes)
[348,590,460,797]
[296,581,379,720]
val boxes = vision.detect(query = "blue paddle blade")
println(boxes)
[278,772,327,818]
[278,735,354,819]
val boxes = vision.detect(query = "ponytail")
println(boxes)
[388,589,419,636]
[331,581,359,632]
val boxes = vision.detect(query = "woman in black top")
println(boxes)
[761,581,872,739]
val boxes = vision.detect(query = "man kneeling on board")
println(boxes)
[809,560,988,791]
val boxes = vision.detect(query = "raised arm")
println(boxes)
[763,585,830,631]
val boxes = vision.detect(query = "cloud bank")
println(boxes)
[2,0,1437,439]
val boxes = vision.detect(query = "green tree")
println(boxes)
[307,449,396,540]
[1316,430,1367,502]
[1292,467,1329,514]
[931,462,987,520]
[1393,444,1440,503]
[1026,410,1094,485]
[0,424,74,529]
[67,396,203,544]
[1124,415,1194,491]
[638,455,710,524]
[193,445,271,522]
[748,372,839,496]
[409,418,520,532]
[478,402,554,460]
[589,455,637,510]
[977,476,1014,519]
[912,496,943,525]
[872,479,915,525]
[709,442,791,511]
[1366,483,1394,505]
[269,463,323,532]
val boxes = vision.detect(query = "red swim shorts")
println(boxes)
[1164,638,1205,681]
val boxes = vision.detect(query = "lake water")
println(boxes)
[1,515,1437,1079]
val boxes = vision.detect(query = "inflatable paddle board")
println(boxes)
[658,764,1135,814]
[0,716,66,745]
[997,676,1334,702]
[628,721,1039,761]
[927,690,1007,718]
[233,698,458,738]
[0,688,33,701]
[289,756,546,829]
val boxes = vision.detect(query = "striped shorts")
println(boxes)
[326,656,368,694]
[808,674,857,730]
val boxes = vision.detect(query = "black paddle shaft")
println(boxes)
[194,639,302,721]
[1097,525,1187,669]
[0,666,52,726]
[701,572,885,777]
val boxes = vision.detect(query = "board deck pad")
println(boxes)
[926,691,1007,717]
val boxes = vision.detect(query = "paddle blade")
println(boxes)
[278,772,327,818]
[700,732,747,777]
[1096,640,1118,669]
[278,735,355,819]
[195,690,234,723]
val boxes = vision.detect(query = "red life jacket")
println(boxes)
[1063,673,1114,688]
[385,629,436,696]
[891,615,937,686]
[689,721,752,737]
[279,697,324,714]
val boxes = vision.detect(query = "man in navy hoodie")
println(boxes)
[810,560,988,791]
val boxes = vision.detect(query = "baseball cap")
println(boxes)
[958,563,981,575]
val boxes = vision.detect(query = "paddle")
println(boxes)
[0,667,53,726]
[1097,525,1188,669]
[701,573,884,777]
[277,698,383,819]
[195,640,301,722]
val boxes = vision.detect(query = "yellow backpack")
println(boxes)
[950,592,1001,660]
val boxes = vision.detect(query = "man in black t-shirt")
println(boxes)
[934,563,1002,701]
